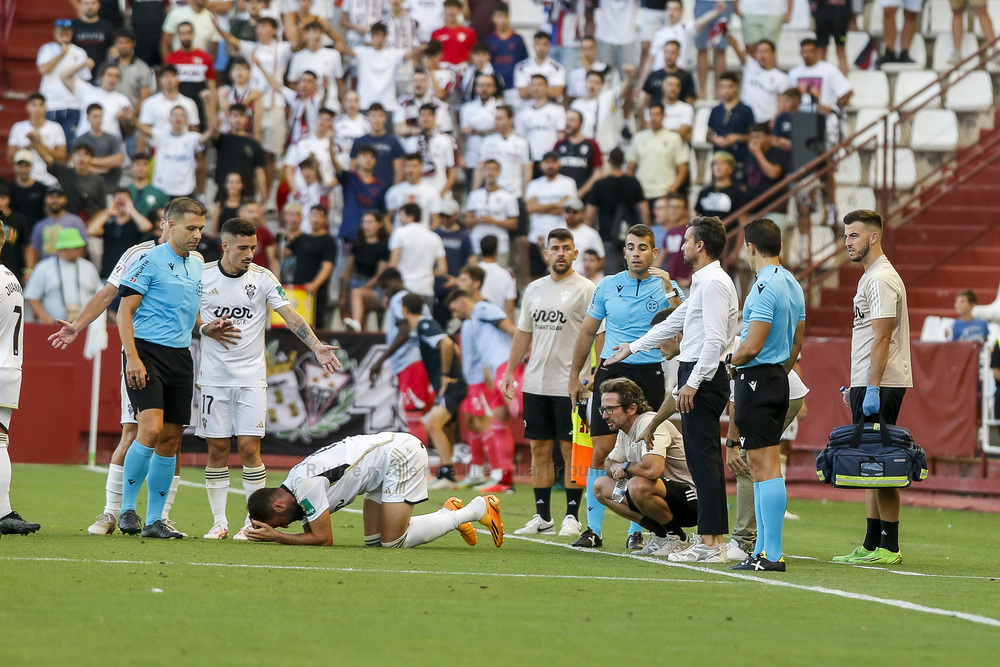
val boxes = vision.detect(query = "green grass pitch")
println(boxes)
[1,464,998,666]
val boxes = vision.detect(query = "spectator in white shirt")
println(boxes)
[287,21,346,111]
[563,197,604,275]
[7,93,68,188]
[36,20,92,141]
[525,152,578,278]
[646,0,700,74]
[464,158,520,262]
[569,66,635,156]
[137,65,200,153]
[332,91,372,170]
[515,75,567,171]
[514,32,567,101]
[413,105,459,199]
[340,22,420,113]
[567,36,616,103]
[474,105,533,199]
[60,62,134,141]
[731,37,788,123]
[477,234,517,320]
[388,202,448,300]
[459,74,500,186]
[661,74,695,141]
[386,155,444,228]
[396,69,454,141]
[135,106,214,197]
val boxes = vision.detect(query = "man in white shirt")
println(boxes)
[569,66,634,156]
[287,21,346,112]
[646,0,699,74]
[412,105,458,199]
[478,234,518,314]
[388,202,448,299]
[332,91,371,169]
[474,106,532,199]
[395,69,454,141]
[464,159,520,262]
[606,216,739,563]
[459,74,499,185]
[525,152,578,278]
[515,75,567,170]
[7,94,68,188]
[732,37,788,123]
[562,198,604,275]
[566,36,615,102]
[386,154,443,228]
[35,20,92,142]
[662,74,694,142]
[283,108,337,200]
[409,0,447,43]
[136,106,213,197]
[514,32,567,101]
[594,0,640,74]
[340,22,419,113]
[61,63,134,141]
[787,38,853,144]
[137,65,200,152]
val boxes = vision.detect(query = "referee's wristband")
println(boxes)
[199,323,209,336]
[664,290,678,299]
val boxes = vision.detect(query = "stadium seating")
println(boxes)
[847,70,891,109]
[931,31,981,72]
[835,185,877,213]
[827,31,876,68]
[853,108,899,147]
[895,70,942,111]
[882,33,928,71]
[922,0,955,34]
[945,70,995,112]
[910,108,960,150]
[869,148,918,189]
[777,30,816,70]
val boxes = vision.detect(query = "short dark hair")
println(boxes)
[494,2,510,14]
[371,22,388,35]
[583,248,600,259]
[843,209,882,230]
[27,92,45,105]
[533,31,550,42]
[113,28,136,42]
[356,144,378,158]
[750,122,770,134]
[479,234,498,257]
[497,105,515,120]
[404,152,422,163]
[247,488,302,523]
[166,196,207,223]
[177,21,194,32]
[86,103,103,115]
[626,224,656,246]
[258,16,278,30]
[743,218,782,257]
[719,72,740,86]
[304,20,323,31]
[99,63,120,77]
[460,264,486,288]
[310,204,329,217]
[220,217,257,238]
[444,0,462,7]
[419,103,437,115]
[401,292,426,315]
[688,217,727,259]
[609,147,625,168]
[958,289,979,304]
[800,37,819,49]
[229,57,250,71]
[531,73,550,85]
[158,64,179,77]
[650,306,677,327]
[757,39,776,52]
[425,39,443,57]
[471,42,490,55]
[663,40,681,51]
[585,69,605,82]
[378,267,403,287]
[445,288,472,306]
[368,102,386,114]
[399,202,422,221]
[132,152,152,162]
[648,101,665,114]
[547,227,575,246]
[73,143,94,157]
[599,377,651,414]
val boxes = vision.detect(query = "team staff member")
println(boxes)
[592,378,698,558]
[200,218,341,541]
[116,197,210,539]
[834,209,912,565]
[501,228,595,538]
[726,219,805,572]
[607,217,738,562]
[568,224,683,550]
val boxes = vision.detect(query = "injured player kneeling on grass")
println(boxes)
[244,431,504,548]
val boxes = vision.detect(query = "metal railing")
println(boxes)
[717,35,1000,305]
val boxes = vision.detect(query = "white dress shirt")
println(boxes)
[631,260,738,389]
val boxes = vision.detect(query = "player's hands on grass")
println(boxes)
[677,384,698,413]
[863,385,880,417]
[314,344,342,373]
[245,520,280,542]
[125,355,148,390]
[203,317,242,350]
[603,342,632,366]
[48,319,79,349]
[726,445,750,477]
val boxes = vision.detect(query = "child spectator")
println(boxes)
[952,290,991,343]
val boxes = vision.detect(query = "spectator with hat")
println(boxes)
[24,227,102,324]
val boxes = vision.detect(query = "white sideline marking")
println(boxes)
[85,465,247,497]
[503,534,1000,628]
[0,556,726,585]
[81,466,999,625]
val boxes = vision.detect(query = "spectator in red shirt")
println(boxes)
[432,0,478,66]
[164,21,217,130]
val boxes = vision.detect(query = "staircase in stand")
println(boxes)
[807,109,1000,338]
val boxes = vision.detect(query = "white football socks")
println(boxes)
[241,465,267,527]
[104,464,124,518]
[402,497,485,548]
[205,467,230,525]
[161,475,181,521]
[0,433,12,517]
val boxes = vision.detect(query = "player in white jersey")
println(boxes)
[245,432,505,548]
[501,228,595,538]
[48,222,238,536]
[199,218,341,540]
[0,220,41,536]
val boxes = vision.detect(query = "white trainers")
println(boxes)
[88,513,117,535]
[455,475,488,489]
[558,514,584,537]
[232,525,251,541]
[667,541,729,563]
[426,476,456,490]
[203,522,229,540]
[784,510,800,520]
[727,539,749,561]
[513,514,555,535]
[640,534,688,556]
[342,318,362,332]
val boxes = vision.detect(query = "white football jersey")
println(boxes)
[199,262,290,387]
[282,432,420,522]
[108,240,158,289]
[0,265,24,408]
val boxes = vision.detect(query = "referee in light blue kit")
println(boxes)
[116,197,212,539]
[727,218,805,572]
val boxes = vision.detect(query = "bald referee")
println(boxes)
[727,219,805,572]
[834,209,912,565]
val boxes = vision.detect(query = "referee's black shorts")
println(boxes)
[733,363,789,450]
[522,392,574,442]
[590,361,665,438]
[625,477,699,527]
[849,386,907,425]
[124,339,195,426]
